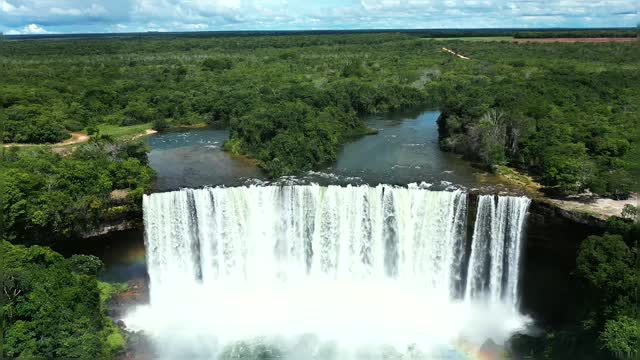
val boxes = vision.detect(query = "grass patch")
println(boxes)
[496,165,532,183]
[95,123,153,139]
[495,165,543,195]
[98,281,128,305]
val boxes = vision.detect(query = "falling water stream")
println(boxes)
[126,184,531,359]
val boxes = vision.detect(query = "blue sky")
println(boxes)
[1,0,638,34]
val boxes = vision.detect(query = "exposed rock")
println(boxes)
[108,279,150,319]
[117,330,155,360]
[478,338,505,360]
[544,193,638,221]
[519,197,606,327]
[81,219,141,238]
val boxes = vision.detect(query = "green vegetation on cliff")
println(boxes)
[1,241,125,359]
[0,138,154,243]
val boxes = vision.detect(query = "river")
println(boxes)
[56,110,539,291]
[145,110,515,191]
[53,109,587,359]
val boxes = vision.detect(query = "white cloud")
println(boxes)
[6,23,48,34]
[1,0,16,12]
[182,23,209,30]
[49,4,107,16]
[23,23,47,33]
[0,0,638,33]
[50,7,83,16]
[1,0,29,14]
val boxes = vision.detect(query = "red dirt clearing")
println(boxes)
[515,37,638,44]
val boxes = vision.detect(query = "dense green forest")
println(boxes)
[435,40,640,198]
[1,241,125,358]
[1,33,638,359]
[1,34,638,195]
[1,138,153,243]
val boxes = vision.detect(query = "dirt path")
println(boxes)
[61,132,90,145]
[2,132,90,148]
[441,47,471,60]
[2,128,159,148]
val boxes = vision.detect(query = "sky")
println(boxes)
[1,0,638,35]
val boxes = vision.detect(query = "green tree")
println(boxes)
[601,316,640,360]
[543,143,595,194]
[1,241,124,359]
[202,57,233,71]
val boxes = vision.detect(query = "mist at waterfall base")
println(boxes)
[126,185,532,359]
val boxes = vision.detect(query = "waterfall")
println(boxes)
[133,185,531,358]
[143,185,471,296]
[465,195,531,306]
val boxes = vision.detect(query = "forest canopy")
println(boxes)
[0,138,154,243]
[1,33,638,196]
[1,241,125,359]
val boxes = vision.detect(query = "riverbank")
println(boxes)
[2,124,158,149]
[2,132,90,148]
[493,164,637,221]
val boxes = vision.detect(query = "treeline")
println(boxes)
[514,29,638,38]
[1,241,125,358]
[1,138,154,243]
[511,214,640,359]
[0,33,413,56]
[435,41,640,198]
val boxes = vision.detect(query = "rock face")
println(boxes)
[464,193,606,327]
[108,279,149,320]
[519,198,606,327]
[526,199,606,252]
[82,219,141,239]
[116,330,155,360]
[110,279,155,360]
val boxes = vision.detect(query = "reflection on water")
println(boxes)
[327,110,479,187]
[146,129,265,191]
[145,110,493,191]
[53,230,146,283]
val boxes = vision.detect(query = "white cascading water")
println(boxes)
[465,195,531,305]
[127,185,531,359]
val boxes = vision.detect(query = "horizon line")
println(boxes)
[2,26,638,38]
